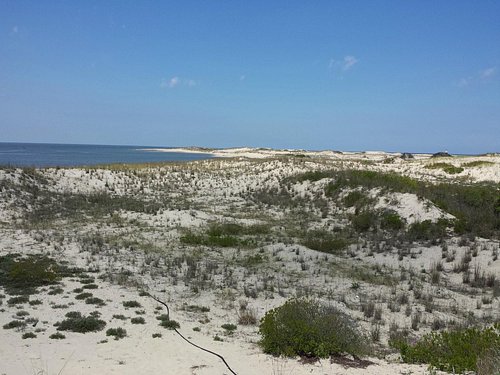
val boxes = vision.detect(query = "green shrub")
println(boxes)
[85,297,105,306]
[407,219,450,242]
[22,332,36,339]
[112,314,128,320]
[392,323,500,373]
[47,286,64,295]
[320,169,499,238]
[425,163,464,174]
[0,254,59,294]
[65,311,82,319]
[343,191,372,209]
[82,283,98,289]
[180,222,263,248]
[221,323,237,332]
[259,299,367,358]
[351,211,377,232]
[57,315,106,333]
[106,327,127,340]
[75,292,93,300]
[122,300,141,308]
[157,314,180,330]
[380,211,405,230]
[301,230,348,254]
[462,161,495,168]
[49,332,66,339]
[3,320,27,330]
[152,333,162,338]
[7,295,29,305]
[131,317,145,324]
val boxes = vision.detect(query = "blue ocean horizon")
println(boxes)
[0,142,213,168]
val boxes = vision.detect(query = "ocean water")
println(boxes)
[0,143,212,167]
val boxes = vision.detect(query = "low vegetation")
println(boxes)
[391,323,500,373]
[0,254,59,294]
[259,299,367,358]
[57,315,106,333]
[106,327,127,340]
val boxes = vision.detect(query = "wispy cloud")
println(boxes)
[342,55,358,71]
[168,76,179,88]
[457,66,496,87]
[9,25,19,36]
[480,67,496,79]
[329,55,359,75]
[160,76,197,89]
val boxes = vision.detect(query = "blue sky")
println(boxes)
[1,1,499,153]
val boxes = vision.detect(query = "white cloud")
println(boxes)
[457,66,497,87]
[9,25,19,36]
[329,55,359,74]
[160,76,197,89]
[457,77,471,87]
[480,67,496,79]
[168,76,179,88]
[342,55,358,71]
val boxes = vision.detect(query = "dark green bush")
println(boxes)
[79,277,95,284]
[85,297,105,306]
[180,230,241,247]
[106,327,127,340]
[131,317,145,324]
[0,254,63,294]
[157,314,180,330]
[75,292,93,300]
[392,323,500,373]
[320,169,499,238]
[351,211,378,232]
[407,219,450,242]
[57,315,106,333]
[180,222,265,248]
[302,230,348,254]
[7,295,29,305]
[3,320,27,330]
[22,332,37,339]
[343,191,372,209]
[82,283,98,289]
[48,287,64,295]
[122,300,141,308]
[221,323,237,332]
[65,311,82,319]
[259,299,367,358]
[380,211,405,230]
[425,163,464,174]
[49,332,66,339]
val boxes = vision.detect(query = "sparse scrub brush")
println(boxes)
[393,323,500,373]
[259,298,368,358]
